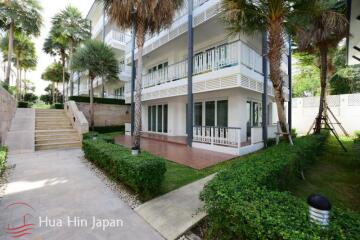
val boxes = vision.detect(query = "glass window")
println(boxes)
[217,100,228,127]
[151,106,156,132]
[194,102,203,126]
[205,101,215,126]
[148,106,152,131]
[164,105,168,133]
[157,105,163,132]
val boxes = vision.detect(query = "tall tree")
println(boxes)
[102,0,184,153]
[51,6,91,97]
[222,0,315,135]
[43,32,68,102]
[71,40,119,129]
[42,63,69,104]
[0,0,42,88]
[295,0,348,133]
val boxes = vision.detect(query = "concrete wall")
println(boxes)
[292,94,360,136]
[0,86,17,144]
[76,102,131,127]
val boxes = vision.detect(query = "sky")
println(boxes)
[28,0,94,95]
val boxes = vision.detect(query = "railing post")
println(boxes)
[211,127,214,145]
[237,128,241,149]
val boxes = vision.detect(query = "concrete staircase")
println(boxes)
[35,109,81,151]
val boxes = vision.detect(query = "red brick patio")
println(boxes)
[114,134,237,170]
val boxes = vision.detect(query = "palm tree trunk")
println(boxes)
[69,41,74,97]
[314,44,328,134]
[62,59,66,103]
[89,76,95,130]
[16,53,20,100]
[5,22,14,87]
[52,82,55,104]
[132,29,145,152]
[268,19,288,135]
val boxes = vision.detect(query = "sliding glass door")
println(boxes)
[194,100,228,127]
[148,104,168,133]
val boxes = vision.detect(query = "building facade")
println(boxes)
[79,0,291,155]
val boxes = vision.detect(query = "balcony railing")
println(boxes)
[105,30,131,45]
[141,40,262,89]
[193,126,242,148]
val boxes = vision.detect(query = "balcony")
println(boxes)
[125,40,289,102]
[105,30,131,51]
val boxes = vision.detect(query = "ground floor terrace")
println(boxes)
[124,88,280,158]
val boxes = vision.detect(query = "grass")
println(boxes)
[32,102,50,109]
[287,136,360,213]
[99,131,124,138]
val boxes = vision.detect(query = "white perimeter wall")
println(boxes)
[291,94,360,136]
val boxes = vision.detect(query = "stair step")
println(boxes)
[35,141,81,151]
[36,138,80,145]
[36,127,74,130]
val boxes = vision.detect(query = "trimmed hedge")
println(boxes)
[69,96,126,105]
[18,101,29,108]
[201,133,360,240]
[82,139,166,196]
[93,125,125,134]
[0,146,7,175]
[83,132,115,144]
[52,103,64,109]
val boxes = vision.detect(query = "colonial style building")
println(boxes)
[75,0,291,155]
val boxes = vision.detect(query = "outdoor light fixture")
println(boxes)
[307,194,331,227]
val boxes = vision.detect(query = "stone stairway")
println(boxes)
[35,109,81,151]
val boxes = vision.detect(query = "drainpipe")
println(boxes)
[130,9,137,136]
[262,31,268,148]
[187,0,194,147]
[102,5,106,98]
[288,36,292,132]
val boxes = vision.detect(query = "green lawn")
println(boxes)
[288,136,360,213]
[32,102,50,109]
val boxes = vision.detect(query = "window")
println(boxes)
[194,102,203,126]
[114,87,124,99]
[148,104,168,133]
[205,101,215,126]
[217,100,228,127]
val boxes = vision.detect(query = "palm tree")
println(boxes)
[222,0,315,135]
[51,6,91,97]
[71,40,119,129]
[1,33,35,100]
[43,32,68,103]
[42,63,69,104]
[102,0,184,153]
[295,0,348,134]
[0,0,42,88]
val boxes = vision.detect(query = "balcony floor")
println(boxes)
[114,134,237,170]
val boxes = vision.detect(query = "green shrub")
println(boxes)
[291,128,298,138]
[0,146,8,175]
[83,132,115,144]
[93,125,125,133]
[354,130,360,139]
[82,139,166,196]
[52,103,64,109]
[69,96,126,105]
[18,101,29,108]
[201,133,360,240]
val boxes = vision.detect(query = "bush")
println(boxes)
[0,146,7,176]
[201,133,360,240]
[82,139,166,196]
[69,96,126,105]
[83,132,115,144]
[93,125,125,133]
[291,128,298,138]
[52,103,64,109]
[354,130,360,139]
[18,101,29,108]
[23,93,38,103]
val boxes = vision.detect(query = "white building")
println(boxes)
[78,0,291,156]
[347,0,360,65]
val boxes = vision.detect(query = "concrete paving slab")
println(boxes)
[5,108,35,154]
[0,149,163,240]
[135,174,215,240]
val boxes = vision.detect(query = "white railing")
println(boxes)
[65,101,89,138]
[106,30,131,45]
[140,40,262,89]
[193,126,241,148]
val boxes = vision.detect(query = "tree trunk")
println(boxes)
[268,19,288,134]
[56,82,59,103]
[16,53,20,100]
[89,76,95,130]
[52,82,55,104]
[314,44,328,134]
[69,41,74,97]
[62,58,66,103]
[132,26,146,152]
[5,22,14,87]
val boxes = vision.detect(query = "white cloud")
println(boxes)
[28,0,94,95]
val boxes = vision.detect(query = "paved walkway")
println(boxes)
[115,135,235,169]
[0,149,163,240]
[135,174,215,240]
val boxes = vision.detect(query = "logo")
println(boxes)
[4,202,36,239]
